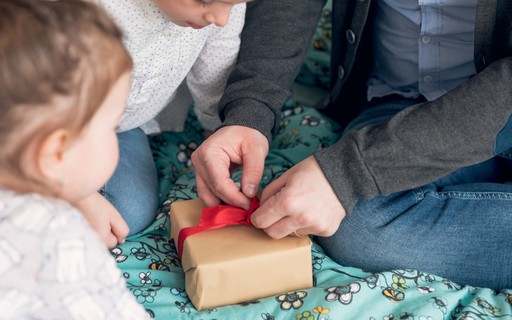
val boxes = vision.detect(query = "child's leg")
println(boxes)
[101,128,159,236]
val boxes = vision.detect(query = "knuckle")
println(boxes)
[295,214,310,227]
[280,195,298,213]
[190,150,201,165]
[212,181,224,194]
[212,180,230,199]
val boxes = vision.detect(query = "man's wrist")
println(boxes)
[220,99,276,142]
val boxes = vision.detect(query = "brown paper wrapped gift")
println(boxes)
[170,198,313,311]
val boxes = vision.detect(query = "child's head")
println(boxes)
[155,0,251,29]
[0,0,132,203]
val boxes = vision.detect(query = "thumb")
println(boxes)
[241,146,266,198]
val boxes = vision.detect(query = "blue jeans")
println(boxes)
[316,96,512,291]
[100,128,159,236]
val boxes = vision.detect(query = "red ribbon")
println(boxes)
[177,197,260,259]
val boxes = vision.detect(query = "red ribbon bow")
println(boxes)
[177,197,260,259]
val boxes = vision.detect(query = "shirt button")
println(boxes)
[424,75,433,83]
[346,29,356,44]
[338,65,345,79]
[421,35,431,44]
[164,29,172,36]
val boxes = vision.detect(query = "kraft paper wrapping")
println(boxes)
[170,199,313,311]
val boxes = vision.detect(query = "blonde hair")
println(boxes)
[0,0,132,194]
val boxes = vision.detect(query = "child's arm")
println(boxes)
[186,3,247,132]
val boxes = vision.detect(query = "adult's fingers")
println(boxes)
[195,170,249,209]
[195,174,222,207]
[250,175,289,230]
[193,126,268,209]
[192,145,251,209]
[256,188,311,239]
[253,156,347,238]
[240,143,267,199]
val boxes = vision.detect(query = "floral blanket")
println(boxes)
[114,2,511,317]
[114,105,512,320]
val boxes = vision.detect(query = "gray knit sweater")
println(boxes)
[218,0,512,213]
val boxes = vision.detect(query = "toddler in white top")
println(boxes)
[101,0,247,134]
[79,0,250,246]
[0,0,149,318]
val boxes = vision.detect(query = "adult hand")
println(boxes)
[251,156,346,238]
[192,125,269,210]
[76,192,129,248]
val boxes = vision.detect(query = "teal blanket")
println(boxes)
[115,105,512,319]
[116,4,512,317]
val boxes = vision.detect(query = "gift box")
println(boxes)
[170,198,313,311]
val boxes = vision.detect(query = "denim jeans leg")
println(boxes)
[317,98,512,290]
[100,128,159,236]
[317,96,512,291]
[316,178,512,291]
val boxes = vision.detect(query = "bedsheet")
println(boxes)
[114,105,512,319]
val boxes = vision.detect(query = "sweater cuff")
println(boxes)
[218,98,276,143]
[313,136,380,214]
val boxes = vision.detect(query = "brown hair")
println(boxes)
[0,0,132,194]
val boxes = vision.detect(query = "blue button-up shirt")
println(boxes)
[367,0,478,101]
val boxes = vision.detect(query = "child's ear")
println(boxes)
[37,129,71,182]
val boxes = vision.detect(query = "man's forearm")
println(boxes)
[218,0,327,141]
[315,56,512,213]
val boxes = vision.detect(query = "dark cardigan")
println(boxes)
[219,0,512,212]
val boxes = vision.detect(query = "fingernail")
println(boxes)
[243,184,257,197]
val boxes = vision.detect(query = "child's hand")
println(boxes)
[76,192,130,248]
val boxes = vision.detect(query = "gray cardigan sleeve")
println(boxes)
[217,0,326,142]
[314,57,512,213]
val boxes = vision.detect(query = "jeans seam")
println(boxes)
[427,191,512,200]
[414,187,426,202]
